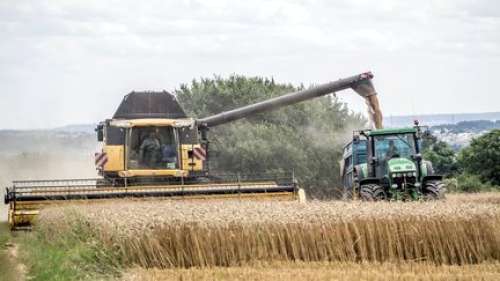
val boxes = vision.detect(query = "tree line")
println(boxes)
[176,75,365,198]
[422,129,499,192]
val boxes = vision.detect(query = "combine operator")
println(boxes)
[139,131,161,168]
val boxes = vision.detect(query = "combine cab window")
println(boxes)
[374,133,415,161]
[127,127,179,170]
[105,126,125,145]
[179,126,198,144]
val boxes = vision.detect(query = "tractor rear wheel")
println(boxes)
[360,184,386,201]
[423,180,446,200]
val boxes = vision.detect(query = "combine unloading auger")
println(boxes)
[5,72,380,229]
[197,72,381,128]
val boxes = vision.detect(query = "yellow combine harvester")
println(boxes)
[4,72,380,229]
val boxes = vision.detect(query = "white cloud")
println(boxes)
[0,0,499,129]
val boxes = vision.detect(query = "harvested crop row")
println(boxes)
[36,193,500,268]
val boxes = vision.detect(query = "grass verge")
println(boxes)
[17,213,120,281]
[0,222,17,281]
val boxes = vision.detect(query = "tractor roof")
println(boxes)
[113,91,187,119]
[368,127,416,136]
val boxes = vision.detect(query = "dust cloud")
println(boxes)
[0,135,97,221]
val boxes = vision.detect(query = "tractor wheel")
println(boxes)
[360,184,386,201]
[423,180,446,200]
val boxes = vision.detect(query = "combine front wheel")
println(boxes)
[360,184,386,201]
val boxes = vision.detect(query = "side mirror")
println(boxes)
[96,125,104,142]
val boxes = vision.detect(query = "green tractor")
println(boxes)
[340,122,446,201]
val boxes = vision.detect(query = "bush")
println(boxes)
[421,133,458,177]
[448,173,492,193]
[458,129,500,185]
[442,178,458,192]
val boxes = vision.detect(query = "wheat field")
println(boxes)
[121,261,500,281]
[36,193,500,270]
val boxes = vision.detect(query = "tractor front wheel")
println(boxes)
[423,180,446,200]
[360,184,386,201]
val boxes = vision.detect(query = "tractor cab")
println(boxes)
[368,128,419,181]
[341,123,445,201]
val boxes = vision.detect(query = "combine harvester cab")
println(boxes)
[95,91,213,183]
[5,72,379,230]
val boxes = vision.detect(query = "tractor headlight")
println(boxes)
[407,172,413,177]
[392,173,397,178]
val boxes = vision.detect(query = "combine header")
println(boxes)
[5,72,380,229]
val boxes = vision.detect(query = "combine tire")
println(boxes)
[423,180,446,200]
[360,184,386,201]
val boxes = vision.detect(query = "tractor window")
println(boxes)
[127,126,179,170]
[353,140,367,165]
[374,133,415,161]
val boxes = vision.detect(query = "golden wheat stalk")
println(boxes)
[36,193,500,268]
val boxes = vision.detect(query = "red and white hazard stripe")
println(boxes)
[192,147,206,161]
[95,151,108,168]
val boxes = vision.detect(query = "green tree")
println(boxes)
[444,173,492,193]
[421,134,459,177]
[421,131,438,151]
[458,129,500,185]
[176,75,366,198]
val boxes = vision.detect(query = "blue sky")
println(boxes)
[1,0,499,129]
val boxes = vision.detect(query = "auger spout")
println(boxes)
[196,72,382,129]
